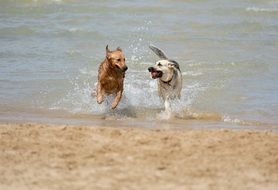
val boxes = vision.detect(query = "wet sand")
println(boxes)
[0,123,277,190]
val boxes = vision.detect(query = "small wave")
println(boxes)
[222,115,271,128]
[0,26,35,36]
[188,61,238,68]
[53,28,103,38]
[167,109,271,128]
[246,7,278,13]
[65,27,86,34]
[32,0,63,3]
[68,28,82,33]
[174,109,222,121]
[66,49,82,56]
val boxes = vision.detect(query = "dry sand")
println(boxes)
[0,123,277,190]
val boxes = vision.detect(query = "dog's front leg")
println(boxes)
[111,90,122,109]
[96,83,104,104]
[164,97,172,113]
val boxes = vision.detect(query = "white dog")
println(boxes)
[148,45,182,113]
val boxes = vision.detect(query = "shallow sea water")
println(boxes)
[0,0,278,129]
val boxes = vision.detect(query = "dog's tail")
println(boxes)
[149,44,168,60]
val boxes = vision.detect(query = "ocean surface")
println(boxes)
[0,0,278,129]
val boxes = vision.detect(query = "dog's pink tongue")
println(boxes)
[151,71,159,79]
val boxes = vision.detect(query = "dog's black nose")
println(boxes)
[123,66,128,72]
[148,67,154,72]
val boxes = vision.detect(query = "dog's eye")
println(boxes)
[123,58,126,61]
[157,62,162,66]
[117,59,121,62]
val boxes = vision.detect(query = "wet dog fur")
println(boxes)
[96,45,128,109]
[148,45,182,112]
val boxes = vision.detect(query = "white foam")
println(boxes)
[223,115,241,124]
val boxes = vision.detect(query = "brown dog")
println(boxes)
[96,45,128,109]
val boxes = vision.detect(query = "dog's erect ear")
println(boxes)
[168,60,181,71]
[116,47,122,52]
[168,62,175,69]
[106,45,111,58]
[149,44,168,60]
[106,45,111,53]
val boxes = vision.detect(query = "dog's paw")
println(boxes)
[97,99,104,104]
[111,102,118,109]
[97,96,104,104]
[111,105,117,109]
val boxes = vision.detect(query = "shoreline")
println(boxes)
[1,123,278,190]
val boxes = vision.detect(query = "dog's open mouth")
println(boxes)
[148,67,163,79]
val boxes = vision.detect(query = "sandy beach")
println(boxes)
[1,1,278,189]
[0,123,277,190]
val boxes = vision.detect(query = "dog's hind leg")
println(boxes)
[111,90,122,109]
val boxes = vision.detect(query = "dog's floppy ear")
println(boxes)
[149,44,168,60]
[116,47,122,52]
